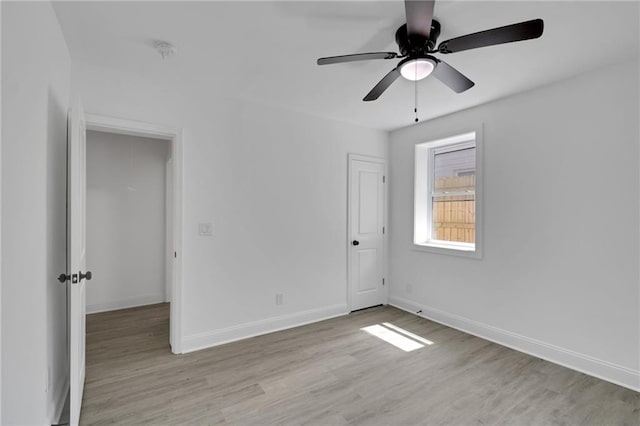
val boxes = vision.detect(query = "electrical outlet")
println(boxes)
[276,293,283,305]
[198,222,213,236]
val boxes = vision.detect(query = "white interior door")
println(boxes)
[349,156,386,311]
[166,157,173,304]
[68,99,88,426]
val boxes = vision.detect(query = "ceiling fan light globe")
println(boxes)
[400,58,436,81]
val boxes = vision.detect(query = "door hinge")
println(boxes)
[383,176,386,183]
[382,278,385,285]
[174,251,177,258]
[382,226,385,234]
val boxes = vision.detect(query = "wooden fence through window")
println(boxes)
[433,175,475,243]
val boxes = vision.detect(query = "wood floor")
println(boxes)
[81,303,639,425]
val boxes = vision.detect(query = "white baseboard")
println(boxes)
[388,296,640,392]
[87,293,166,314]
[49,374,69,424]
[182,304,349,353]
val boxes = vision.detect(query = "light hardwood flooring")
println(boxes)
[81,303,639,425]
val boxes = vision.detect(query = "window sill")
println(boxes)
[413,241,482,259]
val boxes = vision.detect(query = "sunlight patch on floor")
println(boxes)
[382,322,434,345]
[361,323,432,352]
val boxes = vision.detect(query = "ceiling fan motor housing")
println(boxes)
[396,19,441,56]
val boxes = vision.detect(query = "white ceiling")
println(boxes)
[53,1,639,131]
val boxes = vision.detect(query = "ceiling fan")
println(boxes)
[317,0,544,102]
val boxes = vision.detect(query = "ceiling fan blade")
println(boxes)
[438,19,543,54]
[317,52,398,65]
[404,0,435,41]
[363,68,401,101]
[432,60,475,93]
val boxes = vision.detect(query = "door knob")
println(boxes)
[352,240,360,246]
[79,271,92,281]
[57,273,70,283]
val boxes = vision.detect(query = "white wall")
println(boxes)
[388,60,640,390]
[46,17,72,422]
[87,131,170,313]
[72,61,389,351]
[1,1,71,424]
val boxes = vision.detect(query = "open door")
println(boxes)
[68,98,90,425]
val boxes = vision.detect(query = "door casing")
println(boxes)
[84,113,184,354]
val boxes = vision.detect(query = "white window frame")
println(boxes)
[413,125,483,258]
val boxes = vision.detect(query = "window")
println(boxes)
[414,128,482,257]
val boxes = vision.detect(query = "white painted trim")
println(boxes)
[86,294,167,314]
[347,154,389,311]
[49,373,69,425]
[83,113,184,354]
[413,124,484,259]
[182,304,349,353]
[165,157,174,303]
[389,296,640,392]
[85,113,176,140]
[171,129,184,354]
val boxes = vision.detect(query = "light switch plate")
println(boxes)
[198,223,213,236]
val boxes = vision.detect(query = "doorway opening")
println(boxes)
[84,114,183,354]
